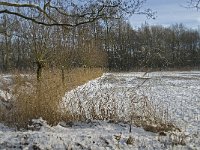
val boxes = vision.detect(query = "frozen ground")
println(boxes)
[0,118,173,150]
[0,71,200,149]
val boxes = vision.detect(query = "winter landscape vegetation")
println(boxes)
[0,0,200,149]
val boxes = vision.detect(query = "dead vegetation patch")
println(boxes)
[0,69,180,138]
[0,68,103,128]
[129,95,181,134]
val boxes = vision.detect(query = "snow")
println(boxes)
[0,75,13,110]
[0,71,200,149]
[0,119,179,150]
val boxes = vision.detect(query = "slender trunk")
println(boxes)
[36,61,43,81]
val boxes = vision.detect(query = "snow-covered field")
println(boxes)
[0,71,200,149]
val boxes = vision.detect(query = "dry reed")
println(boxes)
[0,68,103,128]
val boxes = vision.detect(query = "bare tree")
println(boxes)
[186,0,200,9]
[0,0,155,79]
[0,0,155,27]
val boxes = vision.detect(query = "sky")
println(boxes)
[129,0,200,29]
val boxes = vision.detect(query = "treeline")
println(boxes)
[0,14,200,72]
[107,22,200,70]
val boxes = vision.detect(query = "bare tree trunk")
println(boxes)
[36,61,44,81]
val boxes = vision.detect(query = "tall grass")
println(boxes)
[0,68,180,135]
[0,68,103,128]
[64,88,180,133]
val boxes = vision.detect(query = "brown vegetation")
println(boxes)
[0,68,180,138]
[0,68,103,128]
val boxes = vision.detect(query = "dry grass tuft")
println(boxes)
[126,136,135,145]
[63,78,180,134]
[0,68,103,128]
[130,95,181,133]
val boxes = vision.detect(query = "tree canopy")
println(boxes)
[0,0,155,27]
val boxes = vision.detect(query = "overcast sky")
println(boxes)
[129,0,200,29]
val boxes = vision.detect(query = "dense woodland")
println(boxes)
[0,1,200,72]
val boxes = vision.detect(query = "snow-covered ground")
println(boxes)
[0,118,174,150]
[0,71,200,149]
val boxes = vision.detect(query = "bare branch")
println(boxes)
[0,9,111,27]
[185,0,200,10]
[0,2,46,14]
[0,9,71,26]
[0,0,155,27]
